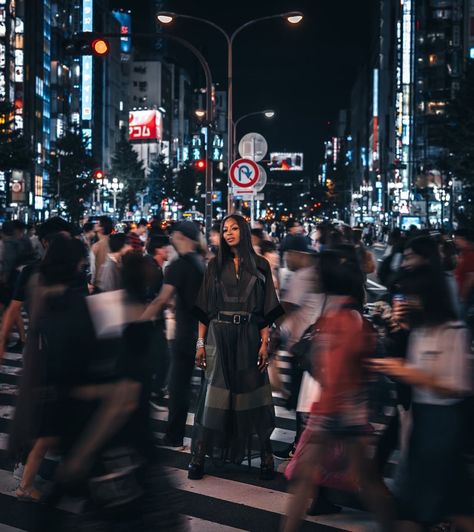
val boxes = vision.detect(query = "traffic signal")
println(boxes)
[194,159,206,171]
[92,169,104,180]
[64,33,110,57]
[91,38,110,57]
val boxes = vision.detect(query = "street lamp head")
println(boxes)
[285,12,303,24]
[195,109,206,119]
[264,110,275,118]
[157,11,176,24]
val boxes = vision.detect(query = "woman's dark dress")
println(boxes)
[193,255,283,462]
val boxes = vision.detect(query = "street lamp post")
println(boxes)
[162,35,214,237]
[233,110,275,161]
[157,11,303,215]
[105,177,124,216]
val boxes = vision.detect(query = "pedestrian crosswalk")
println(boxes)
[0,344,379,532]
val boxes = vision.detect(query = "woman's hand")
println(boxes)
[257,346,269,372]
[366,357,407,378]
[196,347,206,369]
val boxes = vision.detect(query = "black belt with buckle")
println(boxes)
[217,312,251,325]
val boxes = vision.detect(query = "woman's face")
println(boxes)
[223,218,240,248]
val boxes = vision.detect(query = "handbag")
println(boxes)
[289,296,327,373]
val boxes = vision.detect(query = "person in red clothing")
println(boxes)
[282,249,395,532]
[454,229,474,304]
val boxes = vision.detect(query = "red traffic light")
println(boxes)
[91,38,110,57]
[194,159,206,170]
[93,169,104,180]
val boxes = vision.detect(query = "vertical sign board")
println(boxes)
[81,0,93,121]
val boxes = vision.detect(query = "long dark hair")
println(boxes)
[40,234,87,286]
[319,248,365,308]
[217,214,259,277]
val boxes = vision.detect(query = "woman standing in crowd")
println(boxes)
[189,214,283,480]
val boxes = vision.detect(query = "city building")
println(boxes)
[343,0,472,228]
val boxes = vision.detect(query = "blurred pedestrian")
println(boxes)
[188,214,283,481]
[145,235,171,406]
[282,249,394,532]
[91,215,113,288]
[97,233,132,292]
[142,221,204,448]
[10,234,88,502]
[454,229,474,306]
[369,265,474,531]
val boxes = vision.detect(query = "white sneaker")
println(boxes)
[13,463,24,481]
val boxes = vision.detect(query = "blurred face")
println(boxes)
[120,243,133,257]
[402,248,428,271]
[95,221,104,236]
[209,230,220,247]
[284,250,299,271]
[170,231,193,255]
[264,250,280,271]
[289,223,302,235]
[223,218,240,248]
[251,234,261,250]
[137,225,147,237]
[156,245,170,263]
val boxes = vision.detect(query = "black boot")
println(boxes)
[188,442,206,480]
[260,439,275,481]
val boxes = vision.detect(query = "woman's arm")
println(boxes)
[368,358,468,397]
[196,322,208,368]
[257,326,270,372]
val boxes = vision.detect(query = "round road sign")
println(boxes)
[229,158,260,188]
[238,132,268,162]
[254,165,267,192]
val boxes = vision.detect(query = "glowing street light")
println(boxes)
[286,12,303,24]
[157,12,175,24]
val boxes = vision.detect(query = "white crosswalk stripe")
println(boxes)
[0,346,379,531]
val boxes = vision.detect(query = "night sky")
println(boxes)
[113,0,374,174]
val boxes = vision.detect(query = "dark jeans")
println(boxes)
[149,325,169,395]
[166,338,196,444]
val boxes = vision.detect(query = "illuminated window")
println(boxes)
[428,54,438,66]
[35,175,43,197]
[427,101,446,115]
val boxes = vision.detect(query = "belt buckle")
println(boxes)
[233,314,241,325]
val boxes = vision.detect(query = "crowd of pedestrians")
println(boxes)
[0,214,472,531]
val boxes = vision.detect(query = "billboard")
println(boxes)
[129,110,162,141]
[112,10,132,54]
[269,152,303,171]
[81,0,93,120]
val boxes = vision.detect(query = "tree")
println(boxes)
[174,163,198,210]
[48,131,97,222]
[147,154,175,209]
[0,102,32,172]
[110,128,145,213]
[444,61,474,225]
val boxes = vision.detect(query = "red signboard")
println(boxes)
[129,110,162,141]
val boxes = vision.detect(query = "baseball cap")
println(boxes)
[284,235,310,253]
[172,221,200,242]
